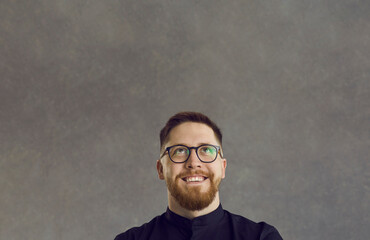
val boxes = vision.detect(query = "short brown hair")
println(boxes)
[160,112,222,151]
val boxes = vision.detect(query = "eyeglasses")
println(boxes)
[160,144,222,163]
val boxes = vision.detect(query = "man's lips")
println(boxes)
[181,175,208,183]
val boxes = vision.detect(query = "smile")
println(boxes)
[182,176,208,182]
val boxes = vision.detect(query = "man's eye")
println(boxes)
[173,148,187,155]
[201,147,210,153]
[200,146,215,154]
[200,146,216,155]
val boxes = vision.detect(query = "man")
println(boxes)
[115,112,283,240]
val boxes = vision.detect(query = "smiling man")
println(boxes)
[115,112,283,240]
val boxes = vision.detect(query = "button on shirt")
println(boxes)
[115,205,283,240]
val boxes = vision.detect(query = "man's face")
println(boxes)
[157,122,227,211]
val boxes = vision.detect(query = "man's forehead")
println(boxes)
[167,122,218,146]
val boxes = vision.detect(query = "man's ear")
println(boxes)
[157,159,165,180]
[221,158,227,179]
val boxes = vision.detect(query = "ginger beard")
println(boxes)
[165,170,222,211]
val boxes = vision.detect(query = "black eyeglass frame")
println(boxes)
[160,144,223,163]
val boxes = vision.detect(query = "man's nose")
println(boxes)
[185,149,201,169]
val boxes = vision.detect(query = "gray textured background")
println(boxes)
[0,1,369,239]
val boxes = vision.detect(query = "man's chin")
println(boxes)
[167,178,220,211]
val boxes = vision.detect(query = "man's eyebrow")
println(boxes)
[197,142,215,146]
[170,142,215,146]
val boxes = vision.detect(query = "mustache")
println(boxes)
[176,170,210,179]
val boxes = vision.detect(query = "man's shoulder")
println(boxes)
[224,210,283,240]
[114,214,164,240]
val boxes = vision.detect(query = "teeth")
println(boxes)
[186,176,205,182]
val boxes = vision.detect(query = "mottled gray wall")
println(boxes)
[0,1,369,239]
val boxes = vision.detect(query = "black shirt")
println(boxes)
[115,205,283,240]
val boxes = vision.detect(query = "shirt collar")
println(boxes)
[165,204,225,228]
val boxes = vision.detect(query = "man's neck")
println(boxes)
[168,192,221,219]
